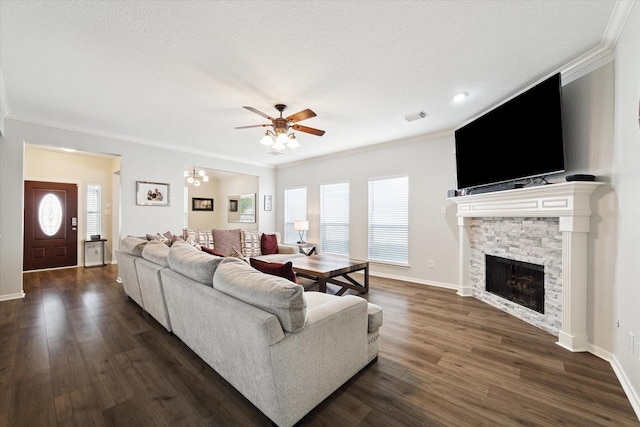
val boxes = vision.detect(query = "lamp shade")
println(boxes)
[294,220,309,231]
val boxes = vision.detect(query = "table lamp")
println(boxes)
[294,220,309,244]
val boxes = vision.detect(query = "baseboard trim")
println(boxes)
[0,291,26,301]
[369,271,458,291]
[588,343,640,421]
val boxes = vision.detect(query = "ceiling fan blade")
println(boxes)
[243,106,276,121]
[291,124,325,136]
[286,109,316,123]
[234,124,272,129]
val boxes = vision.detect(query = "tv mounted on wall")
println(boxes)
[454,73,565,191]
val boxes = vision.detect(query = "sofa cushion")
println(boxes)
[212,229,242,256]
[141,240,170,267]
[260,233,279,255]
[241,231,262,257]
[213,257,307,333]
[168,241,224,286]
[120,236,148,256]
[250,258,297,283]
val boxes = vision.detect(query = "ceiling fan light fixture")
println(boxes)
[193,180,200,187]
[202,175,209,182]
[187,176,194,184]
[260,131,274,146]
[276,132,289,145]
[287,134,300,149]
[237,104,325,154]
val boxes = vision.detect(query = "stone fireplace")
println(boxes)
[449,182,601,352]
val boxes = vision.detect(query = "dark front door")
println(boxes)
[23,181,78,271]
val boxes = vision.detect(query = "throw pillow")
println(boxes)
[201,246,226,257]
[229,246,248,262]
[212,229,242,256]
[261,233,279,255]
[250,258,298,284]
[241,230,262,257]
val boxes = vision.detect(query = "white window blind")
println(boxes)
[320,182,349,256]
[368,176,409,264]
[87,184,101,239]
[284,187,307,243]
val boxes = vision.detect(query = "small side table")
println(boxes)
[292,242,317,256]
[84,239,107,267]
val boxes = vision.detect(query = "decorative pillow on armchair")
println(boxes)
[211,229,242,256]
[250,258,298,283]
[260,233,279,255]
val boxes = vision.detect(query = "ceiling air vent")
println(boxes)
[403,111,428,122]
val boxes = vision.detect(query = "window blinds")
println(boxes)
[86,184,101,239]
[320,182,350,256]
[284,187,307,243]
[368,176,409,264]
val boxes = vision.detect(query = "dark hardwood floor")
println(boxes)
[0,265,637,426]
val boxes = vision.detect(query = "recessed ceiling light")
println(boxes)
[453,92,469,103]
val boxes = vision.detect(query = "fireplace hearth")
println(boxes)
[486,255,544,314]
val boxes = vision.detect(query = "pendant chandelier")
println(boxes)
[184,167,209,187]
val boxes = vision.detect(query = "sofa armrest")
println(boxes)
[277,243,299,254]
[266,294,369,427]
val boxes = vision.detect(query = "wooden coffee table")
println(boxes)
[291,255,369,295]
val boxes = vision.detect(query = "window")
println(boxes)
[87,184,101,239]
[368,176,409,265]
[284,187,307,243]
[320,182,349,256]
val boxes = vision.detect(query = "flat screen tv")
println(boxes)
[454,73,565,190]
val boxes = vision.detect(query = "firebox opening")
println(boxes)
[485,255,544,314]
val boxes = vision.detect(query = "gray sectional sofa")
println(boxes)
[114,236,383,427]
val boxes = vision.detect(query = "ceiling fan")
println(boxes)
[235,104,325,151]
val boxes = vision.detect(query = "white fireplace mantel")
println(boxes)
[449,182,602,352]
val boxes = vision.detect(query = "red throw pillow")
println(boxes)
[261,233,279,255]
[250,258,298,283]
[201,246,226,257]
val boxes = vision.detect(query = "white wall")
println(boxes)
[276,134,460,288]
[612,2,640,413]
[0,118,276,299]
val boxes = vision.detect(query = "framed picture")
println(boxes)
[136,181,170,206]
[229,199,238,212]
[264,195,272,211]
[192,197,214,211]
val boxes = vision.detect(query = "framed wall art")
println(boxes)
[192,197,214,211]
[136,181,170,206]
[264,195,272,211]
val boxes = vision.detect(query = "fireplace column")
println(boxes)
[457,217,473,297]
[557,216,590,352]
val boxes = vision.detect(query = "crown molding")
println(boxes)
[561,0,635,83]
[6,114,273,169]
[276,129,454,169]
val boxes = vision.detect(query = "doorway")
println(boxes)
[23,180,78,270]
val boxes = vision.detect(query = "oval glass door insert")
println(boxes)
[39,193,63,236]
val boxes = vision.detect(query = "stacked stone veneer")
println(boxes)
[469,217,563,336]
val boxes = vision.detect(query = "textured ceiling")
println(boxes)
[0,1,620,167]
